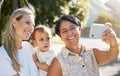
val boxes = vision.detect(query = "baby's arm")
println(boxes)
[32,54,49,71]
[35,61,49,71]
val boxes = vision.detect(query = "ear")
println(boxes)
[60,35,64,41]
[11,18,17,27]
[79,27,82,34]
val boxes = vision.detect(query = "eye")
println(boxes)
[47,37,50,40]
[70,26,76,31]
[26,22,30,24]
[26,21,35,28]
[61,30,68,34]
[39,38,44,41]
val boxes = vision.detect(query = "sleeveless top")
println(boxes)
[34,48,56,76]
[56,47,100,76]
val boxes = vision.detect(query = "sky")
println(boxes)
[100,0,110,3]
[72,0,110,4]
[97,0,120,3]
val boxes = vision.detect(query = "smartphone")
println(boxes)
[89,24,108,39]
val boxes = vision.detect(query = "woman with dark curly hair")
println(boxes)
[47,15,119,76]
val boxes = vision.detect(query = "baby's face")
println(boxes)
[35,31,51,52]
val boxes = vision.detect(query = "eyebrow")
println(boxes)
[60,24,76,31]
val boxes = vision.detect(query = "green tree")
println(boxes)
[0,0,29,46]
[28,0,70,27]
[94,12,119,27]
[28,0,90,28]
[94,12,120,38]
[0,0,90,46]
[69,0,90,27]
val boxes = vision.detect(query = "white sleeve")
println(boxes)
[20,41,39,76]
[0,57,17,76]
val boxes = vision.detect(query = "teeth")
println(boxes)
[68,37,75,40]
[25,31,30,37]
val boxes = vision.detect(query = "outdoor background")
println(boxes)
[0,0,120,76]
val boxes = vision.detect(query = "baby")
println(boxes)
[31,25,55,76]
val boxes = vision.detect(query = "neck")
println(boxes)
[16,39,22,50]
[66,43,82,54]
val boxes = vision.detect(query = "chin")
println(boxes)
[69,42,78,45]
[23,37,30,41]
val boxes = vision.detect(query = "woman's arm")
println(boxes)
[0,57,17,76]
[47,57,62,76]
[94,23,119,64]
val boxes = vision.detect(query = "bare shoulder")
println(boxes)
[47,57,62,76]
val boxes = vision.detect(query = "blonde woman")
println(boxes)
[0,7,39,76]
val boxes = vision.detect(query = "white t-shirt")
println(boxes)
[0,41,39,76]
[0,46,17,76]
[35,48,56,76]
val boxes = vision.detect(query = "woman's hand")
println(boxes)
[94,22,119,65]
[32,54,39,62]
[102,22,118,48]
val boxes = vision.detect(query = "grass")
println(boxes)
[52,36,64,44]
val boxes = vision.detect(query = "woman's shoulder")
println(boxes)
[0,46,7,56]
[22,41,32,46]
[22,41,33,49]
[0,46,11,61]
[21,41,34,54]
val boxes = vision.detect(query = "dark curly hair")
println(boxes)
[55,15,81,36]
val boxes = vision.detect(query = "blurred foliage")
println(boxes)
[0,0,90,46]
[69,0,90,27]
[28,0,90,28]
[0,0,29,46]
[94,12,120,38]
[28,0,70,27]
[94,12,119,27]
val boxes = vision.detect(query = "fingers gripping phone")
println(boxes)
[89,24,108,39]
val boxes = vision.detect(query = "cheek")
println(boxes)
[15,27,24,35]
[37,41,41,45]
[31,29,34,34]
[14,23,22,31]
[74,29,81,36]
[37,42,44,47]
[60,35,66,41]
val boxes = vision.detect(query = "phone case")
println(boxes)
[89,24,108,39]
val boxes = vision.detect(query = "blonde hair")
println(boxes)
[2,7,35,72]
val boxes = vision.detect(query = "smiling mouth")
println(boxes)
[25,31,30,37]
[68,36,75,40]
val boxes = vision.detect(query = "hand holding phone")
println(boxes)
[89,24,109,39]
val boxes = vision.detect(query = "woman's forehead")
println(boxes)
[60,21,75,29]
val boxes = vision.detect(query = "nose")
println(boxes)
[67,29,73,36]
[28,25,34,34]
[45,39,49,43]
